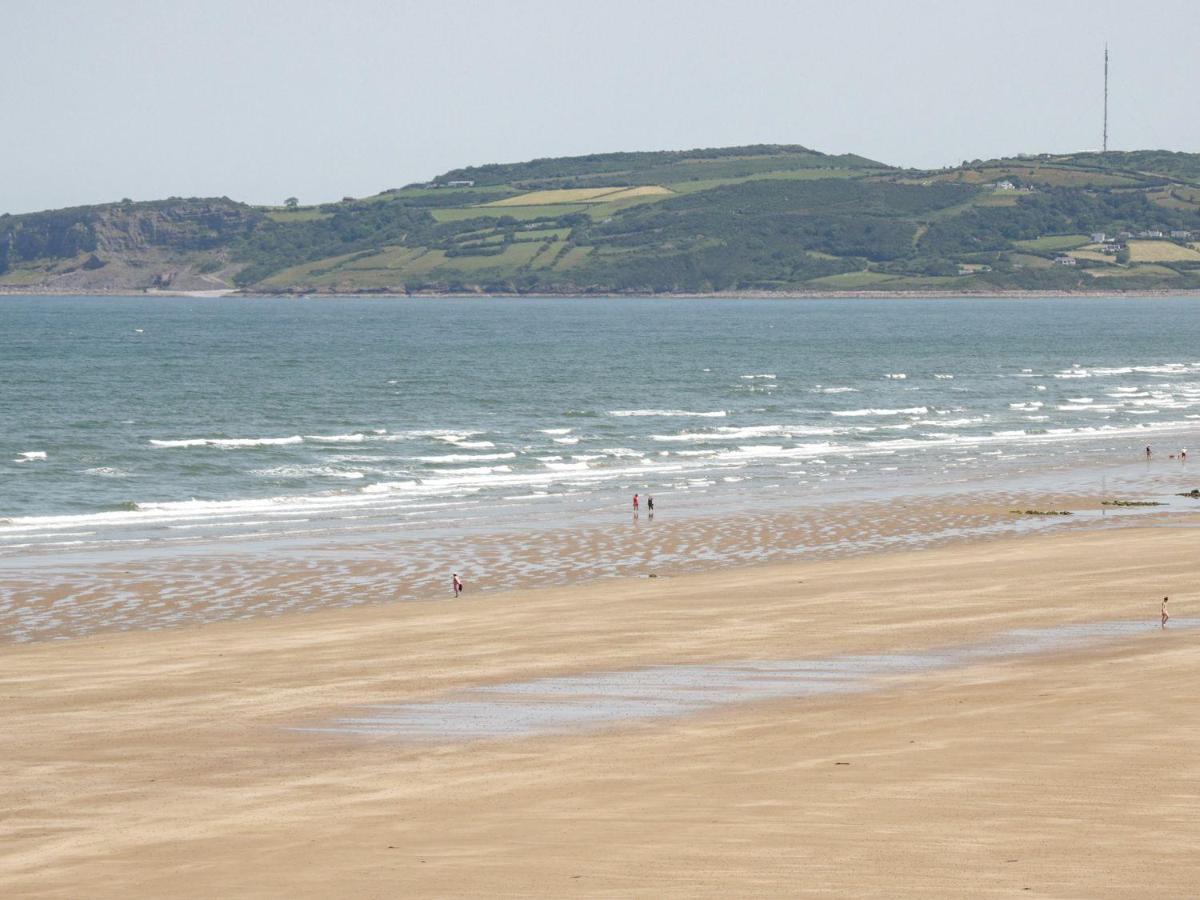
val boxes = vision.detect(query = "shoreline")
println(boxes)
[4,471,1192,645]
[3,287,1200,299]
[6,522,1200,895]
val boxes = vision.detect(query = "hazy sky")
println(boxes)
[3,0,1198,214]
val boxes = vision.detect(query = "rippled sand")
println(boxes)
[0,487,1150,644]
[5,520,1200,896]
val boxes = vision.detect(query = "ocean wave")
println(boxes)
[15,451,47,462]
[609,409,727,418]
[711,443,838,463]
[651,424,842,442]
[740,374,776,380]
[150,435,303,449]
[253,465,365,479]
[811,386,858,394]
[916,417,986,428]
[831,407,927,417]
[540,428,573,435]
[83,466,128,477]
[884,373,907,379]
[305,433,369,443]
[411,452,517,463]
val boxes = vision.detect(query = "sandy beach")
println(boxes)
[5,520,1200,897]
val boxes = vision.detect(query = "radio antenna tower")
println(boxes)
[1102,44,1109,153]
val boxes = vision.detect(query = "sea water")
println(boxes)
[3,294,1200,556]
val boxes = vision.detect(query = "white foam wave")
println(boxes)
[917,417,985,428]
[540,428,573,435]
[15,451,47,462]
[884,373,907,380]
[253,465,365,479]
[305,433,368,443]
[150,435,303,449]
[831,407,927,417]
[412,452,517,463]
[811,386,858,394]
[610,409,727,418]
[740,373,776,380]
[598,447,646,458]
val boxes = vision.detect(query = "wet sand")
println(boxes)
[0,487,1161,644]
[4,522,1200,896]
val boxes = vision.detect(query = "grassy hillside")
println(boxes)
[4,144,1200,294]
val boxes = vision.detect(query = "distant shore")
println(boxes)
[4,286,1200,300]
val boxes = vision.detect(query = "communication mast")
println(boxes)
[1103,44,1109,153]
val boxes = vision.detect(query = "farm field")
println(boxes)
[1127,240,1200,262]
[487,188,624,206]
[1014,235,1090,252]
[430,204,591,222]
[6,144,1200,293]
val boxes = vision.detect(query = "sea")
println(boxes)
[3,294,1200,560]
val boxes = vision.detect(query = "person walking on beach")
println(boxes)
[1162,595,1170,628]
[632,493,640,517]
[1146,445,1152,459]
[647,495,654,519]
[452,572,463,598]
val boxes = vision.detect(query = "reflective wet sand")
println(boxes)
[0,486,1173,643]
[308,620,1200,741]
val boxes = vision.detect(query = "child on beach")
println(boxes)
[452,573,463,598]
[1162,596,1169,628]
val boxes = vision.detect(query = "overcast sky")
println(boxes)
[3,0,1198,214]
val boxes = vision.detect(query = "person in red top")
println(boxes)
[632,493,640,516]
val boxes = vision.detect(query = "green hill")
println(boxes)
[4,144,1200,294]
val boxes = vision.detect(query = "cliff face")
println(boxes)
[91,199,261,254]
[0,198,262,291]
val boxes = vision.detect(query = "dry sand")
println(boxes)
[4,522,1200,897]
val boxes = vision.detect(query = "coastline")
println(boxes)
[5,521,1200,896]
[4,286,1200,299]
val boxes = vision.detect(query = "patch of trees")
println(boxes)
[233,200,436,285]
[0,210,98,266]
[582,179,964,265]
[921,187,1200,254]
[432,145,877,187]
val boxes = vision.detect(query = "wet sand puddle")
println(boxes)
[304,619,1197,742]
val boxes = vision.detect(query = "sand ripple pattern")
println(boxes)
[0,491,1139,644]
